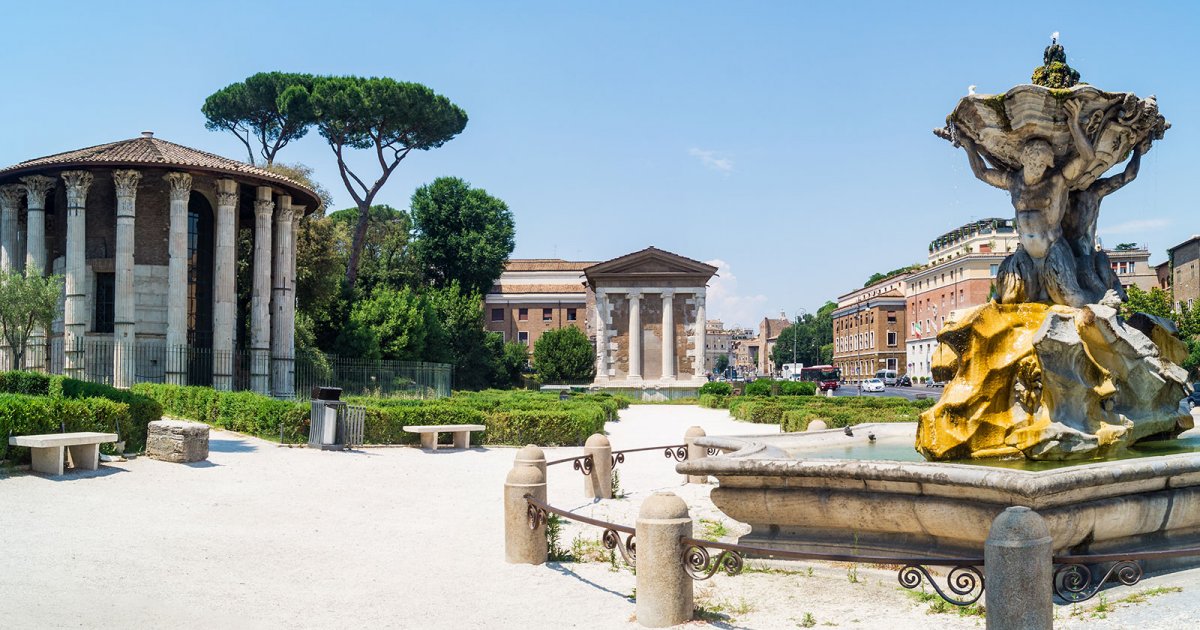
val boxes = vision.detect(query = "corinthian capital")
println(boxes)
[275,204,294,224]
[214,179,239,208]
[254,198,275,219]
[163,172,193,202]
[0,184,24,210]
[20,175,55,207]
[61,171,94,207]
[112,169,142,201]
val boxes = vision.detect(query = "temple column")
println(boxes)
[627,291,642,381]
[61,171,94,380]
[694,294,707,377]
[21,176,55,371]
[594,290,609,383]
[271,197,294,398]
[163,173,191,385]
[21,176,54,276]
[0,185,22,273]
[250,187,274,395]
[213,179,238,391]
[661,290,676,381]
[288,211,300,391]
[112,170,141,389]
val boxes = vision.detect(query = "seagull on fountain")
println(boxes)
[844,426,854,437]
[968,85,977,95]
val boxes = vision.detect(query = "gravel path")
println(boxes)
[1,405,1197,628]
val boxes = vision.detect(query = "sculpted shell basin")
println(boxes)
[677,423,1200,560]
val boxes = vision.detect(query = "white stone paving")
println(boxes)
[1,405,1198,628]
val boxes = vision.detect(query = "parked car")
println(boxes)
[928,380,946,388]
[1188,384,1200,409]
[874,369,899,386]
[897,375,912,387]
[860,378,885,393]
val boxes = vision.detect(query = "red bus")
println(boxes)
[799,365,841,391]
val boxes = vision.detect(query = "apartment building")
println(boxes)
[832,276,909,382]
[484,259,594,346]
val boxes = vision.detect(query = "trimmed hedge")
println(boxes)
[698,382,732,397]
[698,393,727,409]
[0,394,132,463]
[778,381,816,396]
[744,379,772,396]
[132,384,617,447]
[0,371,162,458]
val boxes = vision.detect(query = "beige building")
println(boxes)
[756,315,791,376]
[1105,245,1157,293]
[1168,235,1200,309]
[483,259,594,347]
[729,327,757,377]
[833,275,909,382]
[704,319,733,376]
[586,247,716,391]
[906,218,1019,382]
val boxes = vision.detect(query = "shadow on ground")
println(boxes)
[209,439,257,453]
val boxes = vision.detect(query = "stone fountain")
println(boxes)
[678,39,1200,559]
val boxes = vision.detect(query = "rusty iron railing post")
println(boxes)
[683,426,707,484]
[584,433,612,500]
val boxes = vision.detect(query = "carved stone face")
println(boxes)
[1020,140,1054,182]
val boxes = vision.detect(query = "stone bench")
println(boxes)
[8,432,118,476]
[147,420,210,463]
[402,424,486,450]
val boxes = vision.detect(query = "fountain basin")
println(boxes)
[679,423,1200,559]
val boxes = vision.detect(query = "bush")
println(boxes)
[698,393,728,409]
[131,384,308,443]
[0,394,132,463]
[699,381,732,397]
[778,381,816,396]
[0,371,51,396]
[744,379,773,397]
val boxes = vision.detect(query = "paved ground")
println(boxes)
[2,405,1199,629]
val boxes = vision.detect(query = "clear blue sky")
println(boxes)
[1,1,1195,327]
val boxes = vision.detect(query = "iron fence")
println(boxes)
[0,338,451,400]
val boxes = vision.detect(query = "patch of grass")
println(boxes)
[569,535,609,563]
[546,514,569,561]
[798,612,817,627]
[742,563,814,577]
[694,589,754,624]
[700,518,729,541]
[611,468,624,499]
[1120,586,1182,604]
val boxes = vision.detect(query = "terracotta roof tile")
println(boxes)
[0,135,320,209]
[505,259,596,272]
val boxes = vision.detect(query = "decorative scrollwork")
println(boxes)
[706,447,719,456]
[897,564,984,607]
[664,446,688,462]
[573,454,594,476]
[1053,560,1143,603]
[526,503,547,531]
[602,529,636,567]
[611,452,625,469]
[682,545,744,580]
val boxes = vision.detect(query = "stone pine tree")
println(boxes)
[201,72,317,166]
[310,76,468,291]
[533,327,596,383]
[410,177,516,296]
[0,272,63,369]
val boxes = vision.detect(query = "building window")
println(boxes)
[491,308,504,322]
[542,308,553,322]
[94,273,115,334]
[517,331,529,345]
[566,308,577,321]
[887,312,896,323]
[887,331,897,347]
[518,308,528,321]
[886,358,897,371]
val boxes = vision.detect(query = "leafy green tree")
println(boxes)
[1114,242,1139,251]
[532,327,596,382]
[500,341,529,386]
[0,272,63,369]
[1121,285,1175,320]
[309,76,468,290]
[410,177,516,296]
[335,286,440,361]
[202,72,316,165]
[426,283,505,390]
[714,354,730,374]
[769,301,837,369]
[329,205,415,294]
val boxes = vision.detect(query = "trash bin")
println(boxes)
[309,399,347,450]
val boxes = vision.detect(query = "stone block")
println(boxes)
[147,419,209,463]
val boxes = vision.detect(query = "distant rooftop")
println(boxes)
[505,259,597,272]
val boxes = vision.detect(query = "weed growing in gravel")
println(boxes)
[798,612,817,627]
[700,518,729,541]
[546,514,569,561]
[570,535,609,562]
[611,468,624,498]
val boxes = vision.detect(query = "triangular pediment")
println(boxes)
[585,247,717,283]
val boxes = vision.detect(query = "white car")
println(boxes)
[860,378,885,393]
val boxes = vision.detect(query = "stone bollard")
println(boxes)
[683,426,707,484]
[807,419,828,431]
[584,433,613,499]
[514,444,547,480]
[636,491,693,628]
[504,463,547,565]
[984,506,1053,630]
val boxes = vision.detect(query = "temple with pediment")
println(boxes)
[485,247,716,397]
